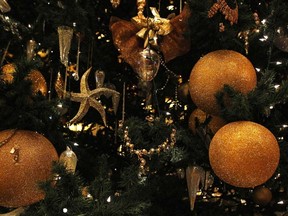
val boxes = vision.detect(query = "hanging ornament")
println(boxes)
[252,186,272,206]
[189,50,257,115]
[109,2,191,75]
[135,47,160,81]
[208,0,238,27]
[0,0,10,13]
[186,165,206,211]
[26,39,37,62]
[95,70,105,88]
[274,26,288,53]
[54,71,65,98]
[122,126,177,176]
[59,146,77,173]
[209,121,280,188]
[57,26,73,96]
[67,67,120,126]
[110,0,121,8]
[57,26,73,67]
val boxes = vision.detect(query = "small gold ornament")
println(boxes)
[67,67,120,126]
[209,121,280,188]
[59,146,77,173]
[252,186,272,206]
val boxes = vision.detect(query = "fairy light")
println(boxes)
[63,208,68,213]
[107,196,112,202]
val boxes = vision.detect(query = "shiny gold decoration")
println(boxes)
[59,146,77,173]
[109,4,191,74]
[0,63,15,83]
[122,126,176,175]
[26,70,48,96]
[132,7,173,48]
[188,108,226,135]
[208,0,238,26]
[0,129,58,207]
[54,71,65,98]
[37,49,50,58]
[252,186,272,206]
[189,50,257,115]
[209,121,280,188]
[68,67,120,126]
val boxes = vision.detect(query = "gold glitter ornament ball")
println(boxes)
[188,108,226,135]
[0,129,58,207]
[209,121,279,188]
[252,186,272,206]
[189,50,257,115]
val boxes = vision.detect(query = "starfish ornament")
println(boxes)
[68,67,120,126]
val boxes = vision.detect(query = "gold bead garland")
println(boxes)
[122,126,177,175]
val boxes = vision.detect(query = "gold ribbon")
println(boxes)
[132,7,173,48]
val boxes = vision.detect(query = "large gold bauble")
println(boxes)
[188,108,226,135]
[189,50,257,115]
[0,129,58,207]
[252,186,272,206]
[209,121,279,188]
[0,64,47,96]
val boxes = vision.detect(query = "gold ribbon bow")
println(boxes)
[132,7,173,48]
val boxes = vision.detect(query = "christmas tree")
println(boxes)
[0,0,288,215]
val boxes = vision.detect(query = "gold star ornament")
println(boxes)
[68,67,120,126]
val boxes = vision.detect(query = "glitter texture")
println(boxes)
[209,121,280,188]
[0,129,58,207]
[189,50,257,115]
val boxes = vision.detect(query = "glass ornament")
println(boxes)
[186,165,206,211]
[274,26,288,53]
[95,70,105,88]
[59,146,77,173]
[57,26,74,67]
[26,39,37,61]
[135,47,160,82]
